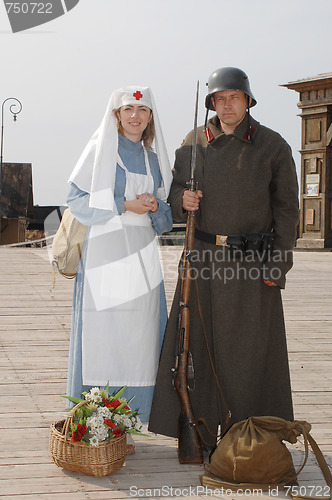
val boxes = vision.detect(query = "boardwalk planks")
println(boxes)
[0,247,331,499]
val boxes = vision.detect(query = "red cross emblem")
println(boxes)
[133,90,143,100]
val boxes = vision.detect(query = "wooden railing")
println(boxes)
[0,235,54,248]
[0,224,187,248]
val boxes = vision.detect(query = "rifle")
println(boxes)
[171,81,203,464]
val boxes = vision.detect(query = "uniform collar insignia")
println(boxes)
[243,125,256,142]
[204,127,214,143]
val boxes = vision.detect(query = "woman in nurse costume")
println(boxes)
[66,87,173,440]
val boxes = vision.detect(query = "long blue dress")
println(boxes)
[66,135,172,421]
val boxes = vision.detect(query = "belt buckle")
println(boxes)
[216,234,228,246]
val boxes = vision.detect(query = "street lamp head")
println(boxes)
[1,97,23,168]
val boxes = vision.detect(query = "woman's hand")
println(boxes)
[124,193,158,214]
[136,193,159,213]
[182,189,203,211]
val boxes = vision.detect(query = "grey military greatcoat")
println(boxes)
[148,114,299,441]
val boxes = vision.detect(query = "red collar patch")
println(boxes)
[205,127,214,143]
[133,90,143,100]
[243,125,255,141]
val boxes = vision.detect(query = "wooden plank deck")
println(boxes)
[0,247,331,499]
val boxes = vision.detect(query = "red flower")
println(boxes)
[113,428,122,437]
[109,399,121,410]
[104,419,115,429]
[76,424,87,437]
[102,398,111,408]
[72,431,82,442]
[72,423,87,442]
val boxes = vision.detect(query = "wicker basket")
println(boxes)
[49,401,127,477]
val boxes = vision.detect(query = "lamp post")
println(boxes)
[0,97,23,244]
[0,97,23,170]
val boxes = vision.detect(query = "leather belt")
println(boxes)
[194,228,275,253]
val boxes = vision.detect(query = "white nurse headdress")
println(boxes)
[68,86,172,210]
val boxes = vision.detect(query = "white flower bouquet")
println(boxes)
[64,384,144,446]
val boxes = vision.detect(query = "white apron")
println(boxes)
[81,149,162,386]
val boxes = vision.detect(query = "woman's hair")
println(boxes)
[113,108,155,150]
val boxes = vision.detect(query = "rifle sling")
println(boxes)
[195,417,219,447]
[194,276,231,437]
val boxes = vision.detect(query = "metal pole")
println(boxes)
[0,98,23,244]
[0,98,23,169]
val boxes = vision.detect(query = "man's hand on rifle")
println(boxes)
[182,189,203,211]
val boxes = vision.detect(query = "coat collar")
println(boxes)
[205,113,260,144]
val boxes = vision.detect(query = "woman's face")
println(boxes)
[117,104,152,143]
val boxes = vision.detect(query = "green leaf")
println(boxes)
[112,386,127,399]
[126,429,149,437]
[114,401,128,413]
[62,395,84,405]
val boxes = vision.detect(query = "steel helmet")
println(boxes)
[205,67,257,110]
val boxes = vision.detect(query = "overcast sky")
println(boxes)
[0,0,331,206]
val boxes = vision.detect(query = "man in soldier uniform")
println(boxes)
[148,67,299,445]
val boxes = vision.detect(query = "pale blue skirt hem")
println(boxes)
[66,244,168,424]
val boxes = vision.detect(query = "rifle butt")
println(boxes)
[178,410,203,464]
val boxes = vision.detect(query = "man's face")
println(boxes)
[212,90,250,132]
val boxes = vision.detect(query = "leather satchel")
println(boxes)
[200,416,332,497]
[51,208,88,280]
